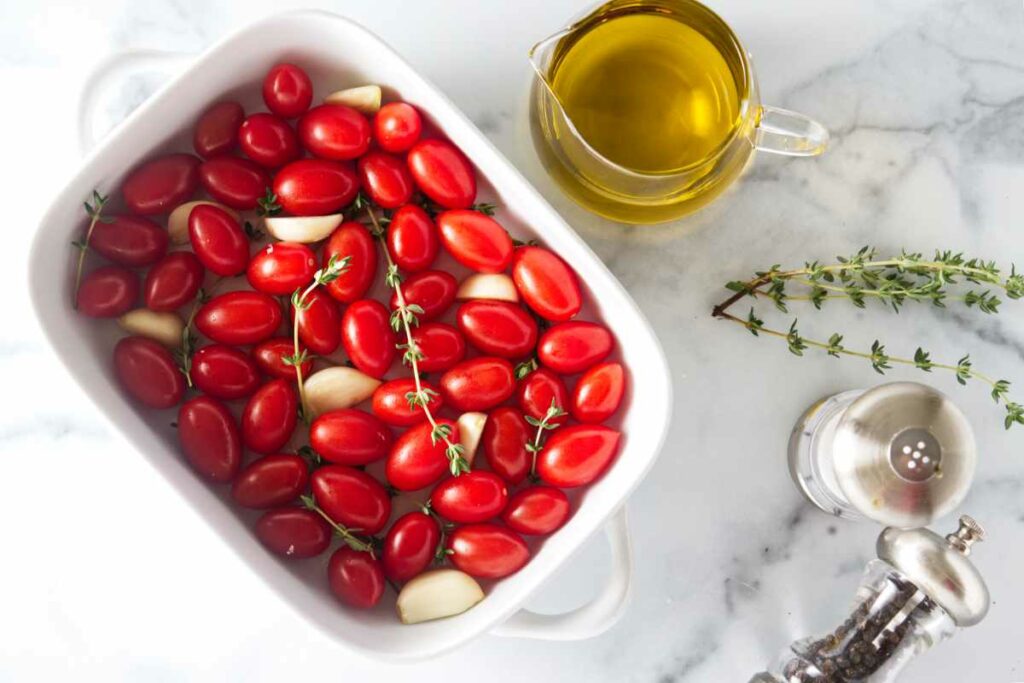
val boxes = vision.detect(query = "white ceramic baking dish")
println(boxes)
[29,10,672,661]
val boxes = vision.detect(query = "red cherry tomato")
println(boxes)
[446,523,529,579]
[327,546,385,609]
[437,210,513,273]
[341,299,396,379]
[410,323,466,372]
[430,471,508,524]
[372,378,443,427]
[246,242,317,295]
[407,139,476,209]
[232,453,309,509]
[572,362,626,424]
[273,159,359,216]
[177,395,242,483]
[188,204,249,276]
[537,425,621,487]
[387,205,438,272]
[242,379,298,454]
[456,300,538,358]
[517,368,569,426]
[122,153,201,215]
[196,291,282,345]
[113,336,184,408]
[481,407,531,485]
[309,409,393,466]
[193,101,244,159]
[256,507,330,558]
[76,266,138,317]
[262,63,313,119]
[239,113,299,168]
[299,104,372,161]
[382,511,439,582]
[292,288,341,355]
[538,322,615,375]
[389,270,456,322]
[386,419,460,491]
[440,357,515,411]
[511,246,582,322]
[90,215,168,267]
[322,221,377,303]
[198,156,271,210]
[192,344,261,400]
[312,465,391,535]
[144,251,204,311]
[502,486,570,535]
[375,103,422,153]
[252,337,312,380]
[358,151,414,208]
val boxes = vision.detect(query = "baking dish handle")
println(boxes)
[490,505,632,640]
[78,49,193,155]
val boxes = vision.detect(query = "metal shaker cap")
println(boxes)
[877,515,990,627]
[832,382,976,528]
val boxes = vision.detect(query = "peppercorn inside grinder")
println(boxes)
[749,515,990,683]
[788,382,976,529]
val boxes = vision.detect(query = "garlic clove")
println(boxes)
[455,273,520,302]
[117,309,185,348]
[264,214,343,244]
[168,201,239,245]
[456,412,487,466]
[323,85,382,114]
[304,366,382,418]
[396,569,485,625]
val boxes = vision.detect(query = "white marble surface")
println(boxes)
[3,0,1024,680]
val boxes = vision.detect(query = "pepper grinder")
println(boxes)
[788,382,976,529]
[750,515,990,682]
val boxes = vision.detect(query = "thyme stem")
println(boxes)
[363,202,469,475]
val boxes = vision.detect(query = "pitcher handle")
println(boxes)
[754,105,829,157]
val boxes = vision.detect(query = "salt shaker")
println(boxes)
[750,515,990,682]
[788,382,976,529]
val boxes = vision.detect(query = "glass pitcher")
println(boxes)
[529,0,829,224]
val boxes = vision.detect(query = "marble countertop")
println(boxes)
[3,0,1024,680]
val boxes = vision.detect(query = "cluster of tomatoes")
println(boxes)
[73,62,627,620]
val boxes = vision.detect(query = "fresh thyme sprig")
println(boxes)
[357,193,469,475]
[525,399,567,478]
[714,246,1024,429]
[285,254,351,422]
[300,494,375,555]
[173,283,217,387]
[256,188,282,217]
[421,502,455,565]
[71,189,115,308]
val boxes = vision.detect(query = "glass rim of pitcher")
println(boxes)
[528,0,756,179]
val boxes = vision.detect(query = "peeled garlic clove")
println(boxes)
[117,309,185,348]
[304,366,382,418]
[456,273,519,302]
[457,412,487,466]
[397,568,485,625]
[324,85,382,114]
[264,214,343,244]
[168,200,239,244]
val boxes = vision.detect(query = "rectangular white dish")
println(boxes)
[29,10,672,661]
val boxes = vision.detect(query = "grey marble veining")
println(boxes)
[2,0,1023,681]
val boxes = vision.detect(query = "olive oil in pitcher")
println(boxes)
[529,0,828,224]
[549,11,741,174]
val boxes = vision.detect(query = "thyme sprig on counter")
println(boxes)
[713,247,1024,429]
[357,193,469,475]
